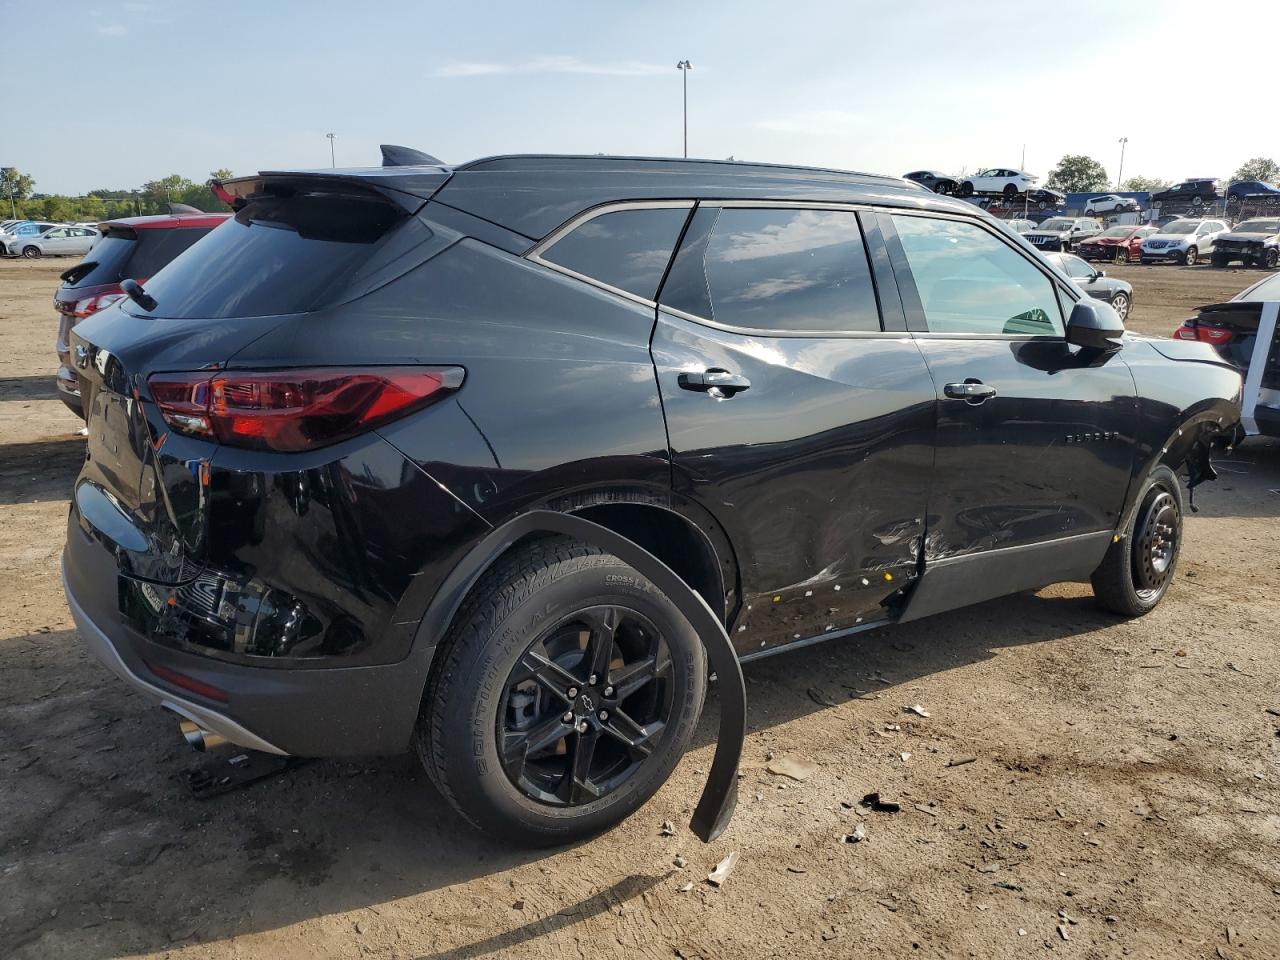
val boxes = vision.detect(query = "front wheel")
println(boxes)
[415,537,707,846]
[20,245,41,259]
[1091,465,1183,617]
[1110,292,1130,321]
[1182,247,1198,266]
[1211,254,1228,268]
[1263,249,1279,269]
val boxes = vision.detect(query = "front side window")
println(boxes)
[541,206,688,301]
[661,207,881,333]
[1060,255,1094,279]
[892,214,1063,337]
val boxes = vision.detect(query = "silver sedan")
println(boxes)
[11,225,100,258]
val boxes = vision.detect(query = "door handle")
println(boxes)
[678,369,751,399]
[944,380,997,404]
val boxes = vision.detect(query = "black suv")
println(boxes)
[1152,179,1219,208]
[62,151,1242,847]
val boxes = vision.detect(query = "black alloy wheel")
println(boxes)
[498,605,674,806]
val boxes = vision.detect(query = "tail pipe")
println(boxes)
[179,718,228,752]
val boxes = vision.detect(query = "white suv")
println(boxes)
[1139,219,1229,266]
[958,168,1038,199]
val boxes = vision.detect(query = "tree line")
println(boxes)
[0,168,234,222]
[1045,156,1279,194]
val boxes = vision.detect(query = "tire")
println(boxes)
[1211,254,1228,268]
[959,181,974,197]
[1182,246,1198,266]
[415,536,707,846]
[21,245,41,259]
[933,182,950,194]
[1264,249,1279,269]
[1003,184,1019,200]
[1090,465,1183,617]
[1110,292,1130,321]
[1192,195,1204,207]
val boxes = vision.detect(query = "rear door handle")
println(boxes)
[678,369,751,399]
[944,380,997,404]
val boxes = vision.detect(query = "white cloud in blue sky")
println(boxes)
[8,0,1280,193]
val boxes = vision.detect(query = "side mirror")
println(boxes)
[1095,269,1106,278]
[1066,298,1124,353]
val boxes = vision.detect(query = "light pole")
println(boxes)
[326,132,336,168]
[676,60,692,158]
[1115,137,1128,190]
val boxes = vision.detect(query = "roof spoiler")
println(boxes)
[380,144,443,167]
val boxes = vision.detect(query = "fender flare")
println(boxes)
[413,509,743,842]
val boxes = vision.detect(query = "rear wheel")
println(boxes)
[415,537,707,846]
[959,181,974,197]
[933,181,951,194]
[1091,465,1183,617]
[1212,253,1229,268]
[20,245,40,259]
[1003,184,1019,201]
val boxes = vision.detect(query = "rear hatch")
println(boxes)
[70,173,447,586]
[1178,301,1280,389]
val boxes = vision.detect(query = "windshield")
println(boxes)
[1038,219,1073,231]
[1236,220,1280,233]
[1163,221,1197,235]
[1100,226,1134,238]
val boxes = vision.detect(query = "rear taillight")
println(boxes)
[59,289,127,318]
[148,366,464,451]
[1173,323,1234,345]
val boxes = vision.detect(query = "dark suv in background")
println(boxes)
[1152,178,1219,208]
[54,209,228,416]
[63,151,1241,847]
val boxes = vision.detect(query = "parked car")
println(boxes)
[1225,181,1280,209]
[62,152,1241,846]
[0,220,61,255]
[1174,271,1280,438]
[1084,194,1142,216]
[11,224,100,259]
[1076,225,1159,263]
[1023,188,1065,211]
[1152,179,1219,209]
[958,168,1038,198]
[1005,218,1036,234]
[1043,252,1134,320]
[1022,216,1101,251]
[1210,218,1280,268]
[903,170,957,194]
[53,211,230,418]
[1139,218,1229,265]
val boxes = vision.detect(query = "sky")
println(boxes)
[6,0,1280,196]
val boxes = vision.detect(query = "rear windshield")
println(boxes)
[131,193,404,319]
[63,227,214,289]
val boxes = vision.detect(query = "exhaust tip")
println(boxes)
[179,718,228,752]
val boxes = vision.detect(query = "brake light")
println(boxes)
[148,366,464,451]
[143,660,229,702]
[1173,323,1234,345]
[72,291,127,318]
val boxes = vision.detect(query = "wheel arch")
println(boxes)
[408,507,745,842]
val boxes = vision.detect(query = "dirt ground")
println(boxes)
[1,257,1278,960]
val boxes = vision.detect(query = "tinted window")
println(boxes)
[1059,255,1094,279]
[542,207,688,300]
[892,215,1063,336]
[63,227,216,289]
[661,207,881,333]
[133,195,404,319]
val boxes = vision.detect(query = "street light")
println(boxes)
[1116,137,1128,190]
[676,60,692,158]
[326,132,336,168]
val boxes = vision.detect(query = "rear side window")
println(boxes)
[133,194,403,319]
[661,207,881,333]
[539,207,689,300]
[892,214,1063,336]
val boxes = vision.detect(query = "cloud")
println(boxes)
[97,23,128,36]
[755,109,866,135]
[434,56,672,78]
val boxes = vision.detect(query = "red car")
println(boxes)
[55,210,229,417]
[1074,224,1158,263]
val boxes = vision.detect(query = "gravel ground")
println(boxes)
[1,257,1278,960]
